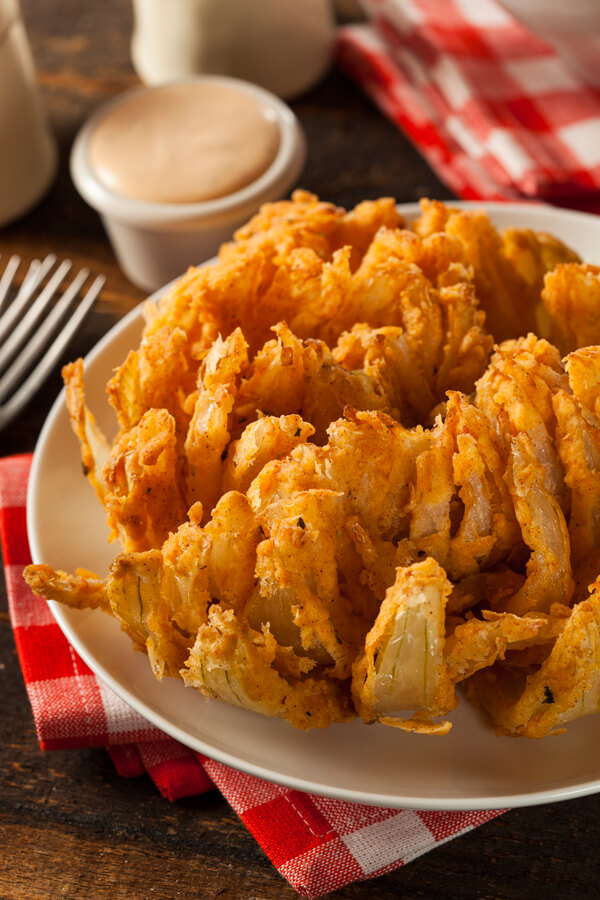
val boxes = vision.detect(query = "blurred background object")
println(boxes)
[337,0,600,212]
[131,0,336,100]
[0,0,57,226]
[334,0,365,20]
[497,0,600,88]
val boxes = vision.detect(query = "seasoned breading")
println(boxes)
[445,609,564,683]
[102,408,187,550]
[62,359,111,506]
[333,324,436,425]
[183,605,355,729]
[251,489,364,678]
[502,433,574,616]
[465,590,600,737]
[541,264,600,355]
[232,322,389,444]
[409,392,520,580]
[23,194,600,739]
[222,415,315,494]
[475,334,569,508]
[24,564,108,611]
[413,199,580,342]
[107,326,191,436]
[565,345,600,427]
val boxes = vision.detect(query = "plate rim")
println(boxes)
[26,200,600,810]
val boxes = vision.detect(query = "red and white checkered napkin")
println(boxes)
[2,454,503,897]
[337,0,600,209]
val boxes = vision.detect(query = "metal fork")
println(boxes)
[0,254,105,430]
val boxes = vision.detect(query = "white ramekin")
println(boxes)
[70,76,306,292]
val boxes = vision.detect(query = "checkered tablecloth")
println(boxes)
[1,453,503,897]
[336,0,600,210]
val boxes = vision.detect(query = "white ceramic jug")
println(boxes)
[131,0,335,100]
[0,0,57,227]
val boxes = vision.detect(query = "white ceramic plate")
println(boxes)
[27,201,600,810]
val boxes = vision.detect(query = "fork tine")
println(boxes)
[0,273,105,429]
[0,255,21,314]
[18,259,41,295]
[5,258,44,316]
[0,254,57,346]
[0,267,90,402]
[0,258,71,368]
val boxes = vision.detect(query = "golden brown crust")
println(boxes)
[23,195,600,738]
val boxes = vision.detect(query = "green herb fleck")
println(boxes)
[225,671,242,703]
[137,577,143,619]
[542,686,555,704]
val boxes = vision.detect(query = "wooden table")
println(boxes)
[1,2,598,897]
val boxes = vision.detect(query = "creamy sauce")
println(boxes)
[88,82,280,204]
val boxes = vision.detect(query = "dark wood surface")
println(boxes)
[1,2,598,898]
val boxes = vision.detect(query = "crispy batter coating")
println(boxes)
[102,408,187,550]
[183,605,355,729]
[24,565,107,611]
[502,433,574,616]
[62,359,111,505]
[222,415,315,494]
[413,199,579,342]
[232,322,389,444]
[333,324,435,424]
[24,194,600,738]
[541,264,600,355]
[445,609,564,683]
[184,383,233,517]
[248,409,432,545]
[409,392,520,580]
[464,591,600,737]
[566,345,600,427]
[107,326,191,436]
[475,334,569,508]
[222,190,404,270]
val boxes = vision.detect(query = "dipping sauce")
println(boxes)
[87,81,281,205]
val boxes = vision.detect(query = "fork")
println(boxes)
[0,254,105,430]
